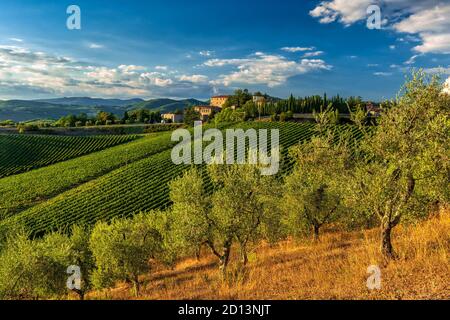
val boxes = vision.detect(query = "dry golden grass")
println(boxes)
[91,209,449,300]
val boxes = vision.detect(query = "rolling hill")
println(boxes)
[0,98,207,122]
[0,100,126,122]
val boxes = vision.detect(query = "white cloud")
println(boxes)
[281,46,315,52]
[424,66,450,75]
[178,74,209,83]
[118,64,146,75]
[389,45,396,50]
[0,45,210,98]
[205,53,332,87]
[139,72,173,87]
[88,43,104,49]
[374,72,393,76]
[309,0,373,25]
[310,1,450,55]
[393,4,450,54]
[367,64,379,67]
[155,65,168,71]
[413,33,450,54]
[199,50,214,57]
[303,51,324,58]
[404,54,421,65]
[8,38,23,43]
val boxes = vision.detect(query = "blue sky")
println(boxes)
[0,0,449,101]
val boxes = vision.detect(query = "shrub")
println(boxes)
[17,124,39,134]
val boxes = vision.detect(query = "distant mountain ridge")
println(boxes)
[0,97,207,122]
[35,97,144,107]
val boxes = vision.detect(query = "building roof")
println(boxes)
[211,95,230,99]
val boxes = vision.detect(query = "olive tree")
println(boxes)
[350,71,450,259]
[208,163,281,270]
[89,212,168,296]
[67,225,95,300]
[170,165,281,276]
[282,134,351,241]
[169,167,213,259]
[0,232,71,300]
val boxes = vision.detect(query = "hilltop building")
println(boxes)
[210,95,230,108]
[194,105,221,121]
[252,95,266,107]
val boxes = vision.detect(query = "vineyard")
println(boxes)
[0,122,365,236]
[0,134,139,178]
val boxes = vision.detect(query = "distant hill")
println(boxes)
[0,100,126,122]
[130,98,206,113]
[35,97,144,107]
[0,98,207,122]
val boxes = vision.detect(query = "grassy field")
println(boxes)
[89,208,449,300]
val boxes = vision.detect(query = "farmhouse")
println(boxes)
[210,95,230,108]
[194,105,221,121]
[162,113,184,123]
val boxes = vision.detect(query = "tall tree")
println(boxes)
[349,71,450,259]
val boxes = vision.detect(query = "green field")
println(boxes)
[0,122,364,236]
[0,134,139,178]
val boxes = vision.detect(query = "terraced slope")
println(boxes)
[0,122,364,236]
[0,132,176,219]
[0,134,138,178]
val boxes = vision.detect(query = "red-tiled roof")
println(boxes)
[211,95,230,98]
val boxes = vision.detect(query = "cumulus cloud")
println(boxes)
[205,52,331,87]
[309,0,373,25]
[309,1,450,55]
[0,45,213,99]
[0,45,332,99]
[178,74,209,84]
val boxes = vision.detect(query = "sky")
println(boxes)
[0,0,449,101]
